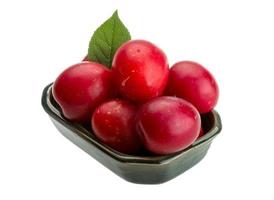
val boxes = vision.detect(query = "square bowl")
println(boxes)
[42,83,222,184]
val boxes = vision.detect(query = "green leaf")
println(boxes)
[87,10,131,68]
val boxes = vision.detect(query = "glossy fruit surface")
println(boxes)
[112,40,169,103]
[166,61,219,113]
[136,96,201,155]
[92,99,142,154]
[53,61,113,123]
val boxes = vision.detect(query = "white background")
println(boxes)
[0,0,273,199]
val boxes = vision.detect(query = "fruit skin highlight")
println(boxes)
[112,40,169,103]
[53,61,114,123]
[135,96,201,155]
[92,99,142,154]
[166,61,219,113]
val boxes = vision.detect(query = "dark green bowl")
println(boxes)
[42,83,222,184]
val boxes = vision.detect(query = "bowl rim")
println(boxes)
[42,83,222,165]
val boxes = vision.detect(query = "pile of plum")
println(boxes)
[52,40,219,155]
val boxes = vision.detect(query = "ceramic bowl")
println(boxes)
[42,83,222,184]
